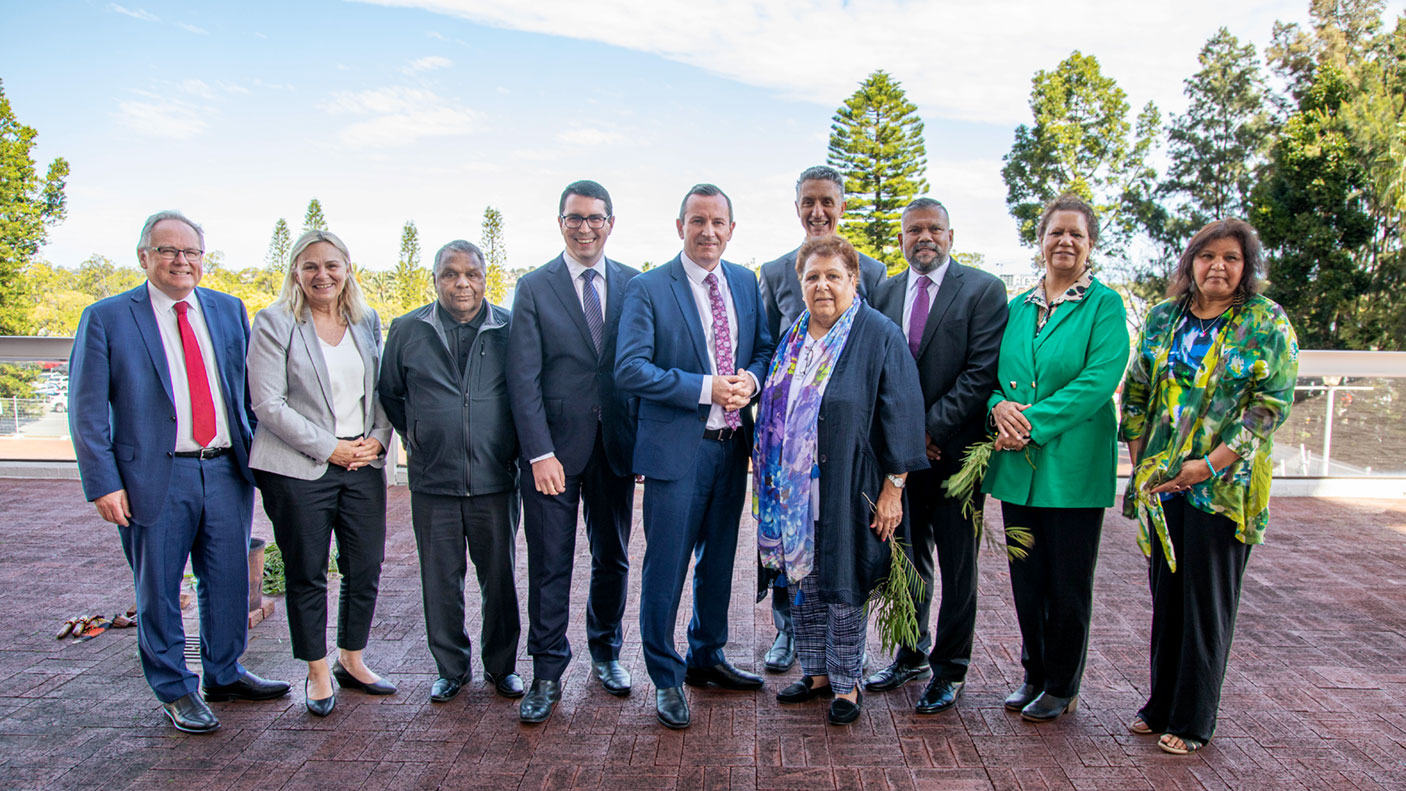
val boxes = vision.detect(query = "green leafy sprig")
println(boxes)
[863,491,926,657]
[941,438,1035,561]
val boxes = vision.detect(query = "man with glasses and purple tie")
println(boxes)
[865,198,1008,714]
[507,181,641,724]
[615,183,775,729]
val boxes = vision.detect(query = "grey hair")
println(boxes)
[137,210,205,250]
[902,197,950,222]
[273,229,369,324]
[795,165,845,197]
[433,240,486,275]
[678,183,733,223]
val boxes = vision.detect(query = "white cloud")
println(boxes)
[176,21,210,35]
[216,80,251,95]
[114,101,209,139]
[320,86,476,148]
[109,4,158,21]
[556,127,624,146]
[404,55,453,73]
[180,79,215,99]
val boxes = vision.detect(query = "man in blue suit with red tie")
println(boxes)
[508,180,641,723]
[69,211,290,734]
[615,184,775,729]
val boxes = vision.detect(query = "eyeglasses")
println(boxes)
[147,246,205,262]
[561,214,611,229]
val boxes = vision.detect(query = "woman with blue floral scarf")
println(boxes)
[1120,218,1298,755]
[752,235,927,726]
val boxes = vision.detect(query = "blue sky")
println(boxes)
[4,0,1402,278]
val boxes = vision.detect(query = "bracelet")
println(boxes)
[1203,455,1221,478]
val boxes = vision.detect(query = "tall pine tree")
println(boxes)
[302,198,328,233]
[481,206,509,304]
[827,70,928,272]
[389,220,430,312]
[265,218,292,271]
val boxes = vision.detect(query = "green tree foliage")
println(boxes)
[480,206,509,304]
[827,70,928,272]
[390,220,430,313]
[1269,0,1386,100]
[302,198,328,233]
[1001,52,1161,268]
[0,79,69,335]
[265,218,292,272]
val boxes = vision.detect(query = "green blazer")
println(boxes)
[981,277,1130,508]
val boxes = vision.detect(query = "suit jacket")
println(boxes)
[870,261,1009,467]
[507,255,640,478]
[758,247,886,342]
[69,284,256,522]
[246,304,393,480]
[614,255,775,481]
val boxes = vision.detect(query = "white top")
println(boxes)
[681,252,760,430]
[900,259,951,342]
[318,329,366,439]
[146,283,232,452]
[564,251,607,314]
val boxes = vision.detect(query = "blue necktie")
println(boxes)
[581,268,604,355]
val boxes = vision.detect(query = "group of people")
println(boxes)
[68,166,1298,757]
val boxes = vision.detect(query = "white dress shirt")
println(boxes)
[680,253,759,431]
[319,330,367,438]
[563,251,607,314]
[900,258,951,344]
[146,283,232,451]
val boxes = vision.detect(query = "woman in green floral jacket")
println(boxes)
[1120,218,1298,756]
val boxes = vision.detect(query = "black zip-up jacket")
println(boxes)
[378,300,517,496]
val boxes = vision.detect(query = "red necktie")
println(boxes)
[174,301,217,448]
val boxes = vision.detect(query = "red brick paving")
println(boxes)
[2,478,1404,790]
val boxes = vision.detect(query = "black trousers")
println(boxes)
[1139,495,1252,744]
[410,490,520,681]
[521,429,635,680]
[254,465,387,662]
[895,465,980,682]
[1001,502,1104,698]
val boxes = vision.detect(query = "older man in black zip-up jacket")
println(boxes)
[378,240,523,703]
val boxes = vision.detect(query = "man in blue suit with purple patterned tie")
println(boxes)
[614,184,775,729]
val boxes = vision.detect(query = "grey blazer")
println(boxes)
[247,304,393,480]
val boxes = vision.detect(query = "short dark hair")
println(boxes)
[795,234,860,280]
[678,183,733,222]
[433,240,485,275]
[1166,218,1263,302]
[559,179,613,217]
[795,165,845,197]
[1035,193,1100,248]
[902,197,949,222]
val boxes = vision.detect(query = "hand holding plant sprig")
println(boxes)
[863,487,925,656]
[942,438,1035,560]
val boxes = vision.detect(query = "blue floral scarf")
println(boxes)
[751,297,862,586]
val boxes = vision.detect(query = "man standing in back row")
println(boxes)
[508,180,641,723]
[756,164,887,672]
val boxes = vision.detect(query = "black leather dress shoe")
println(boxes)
[827,689,863,726]
[161,692,220,733]
[519,678,562,723]
[331,661,397,695]
[1021,692,1078,722]
[656,686,690,729]
[429,677,462,703]
[763,632,796,673]
[776,675,834,704]
[915,679,964,714]
[305,678,336,717]
[1004,683,1040,712]
[592,660,631,696]
[683,661,764,690]
[863,659,931,692]
[486,671,525,698]
[202,671,292,702]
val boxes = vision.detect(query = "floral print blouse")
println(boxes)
[1026,266,1093,333]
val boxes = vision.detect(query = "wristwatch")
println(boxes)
[886,474,906,489]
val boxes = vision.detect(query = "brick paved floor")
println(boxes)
[1,478,1404,790]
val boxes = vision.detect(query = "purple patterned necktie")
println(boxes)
[908,274,932,359]
[704,272,741,430]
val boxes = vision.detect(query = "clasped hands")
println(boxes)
[710,369,755,412]
[992,400,1032,451]
[328,437,384,471]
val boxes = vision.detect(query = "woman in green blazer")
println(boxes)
[981,194,1129,723]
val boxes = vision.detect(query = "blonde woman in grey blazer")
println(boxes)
[248,229,395,716]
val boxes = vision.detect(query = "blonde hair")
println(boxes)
[274,229,369,324]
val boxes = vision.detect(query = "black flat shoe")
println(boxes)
[915,679,964,714]
[683,661,763,691]
[519,678,562,724]
[656,686,690,729]
[331,661,397,695]
[1021,692,1077,722]
[202,671,292,702]
[486,671,525,698]
[161,692,219,733]
[827,689,863,726]
[305,678,336,717]
[763,632,796,673]
[591,660,631,696]
[863,659,930,692]
[429,677,462,703]
[776,675,834,704]
[1004,683,1040,711]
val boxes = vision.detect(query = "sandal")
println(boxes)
[56,617,82,640]
[1127,717,1154,735]
[112,614,137,628]
[72,616,111,643]
[1158,733,1205,755]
